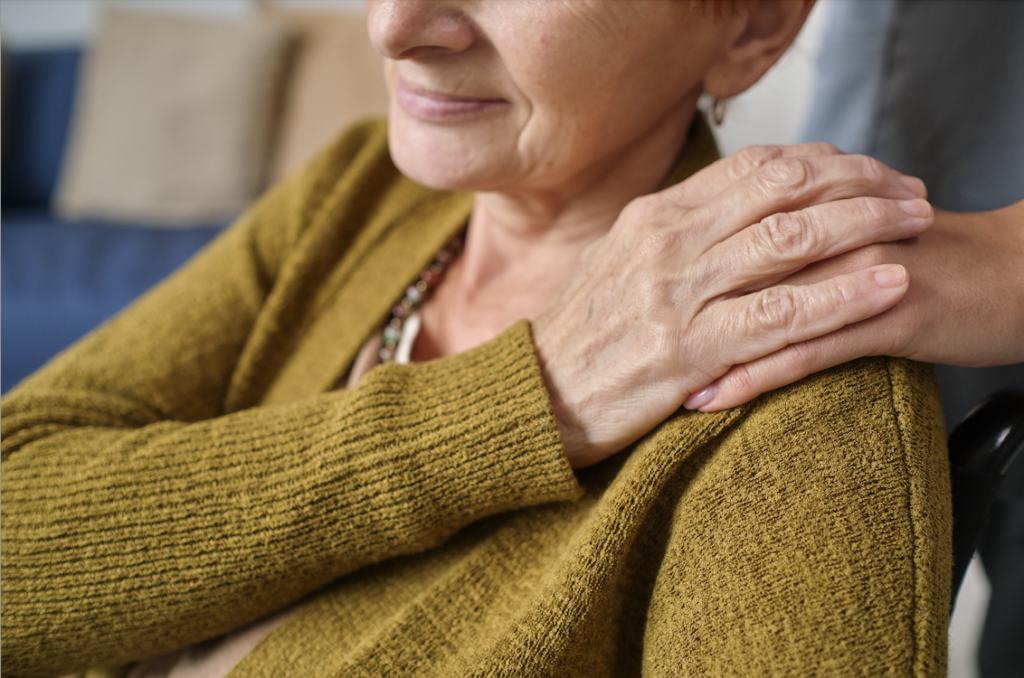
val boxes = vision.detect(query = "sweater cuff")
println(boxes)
[354,320,582,525]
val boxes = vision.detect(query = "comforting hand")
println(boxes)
[699,198,1024,412]
[532,144,932,467]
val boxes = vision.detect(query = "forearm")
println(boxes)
[0,119,579,673]
[0,322,578,677]
[926,199,1024,365]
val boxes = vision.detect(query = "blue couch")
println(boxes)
[2,47,226,393]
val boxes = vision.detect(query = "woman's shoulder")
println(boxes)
[658,356,948,549]
[649,356,946,473]
[641,357,950,674]
[745,356,944,451]
[739,356,947,513]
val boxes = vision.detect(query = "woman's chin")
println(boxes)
[390,147,469,191]
[387,115,513,192]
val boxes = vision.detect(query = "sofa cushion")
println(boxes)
[260,3,389,182]
[1,209,224,392]
[54,8,294,226]
[1,48,82,208]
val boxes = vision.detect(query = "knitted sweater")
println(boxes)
[0,120,951,678]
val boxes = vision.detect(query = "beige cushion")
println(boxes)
[56,9,294,226]
[260,3,389,182]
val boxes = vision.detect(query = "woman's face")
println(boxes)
[367,0,735,196]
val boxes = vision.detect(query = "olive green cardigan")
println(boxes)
[1,120,951,677]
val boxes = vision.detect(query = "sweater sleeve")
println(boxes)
[0,127,580,678]
[640,358,951,676]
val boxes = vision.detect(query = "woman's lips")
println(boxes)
[395,79,508,122]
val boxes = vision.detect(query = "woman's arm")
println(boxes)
[0,125,579,676]
[0,129,935,674]
[1,327,577,677]
[697,197,1024,410]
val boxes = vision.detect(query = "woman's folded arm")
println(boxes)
[1,322,578,677]
[0,122,579,676]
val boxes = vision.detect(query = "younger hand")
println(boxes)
[696,198,1024,411]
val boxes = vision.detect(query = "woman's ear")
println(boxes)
[702,0,816,100]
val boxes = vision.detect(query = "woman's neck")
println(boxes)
[470,103,698,279]
[413,106,698,360]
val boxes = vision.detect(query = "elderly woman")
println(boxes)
[1,1,949,676]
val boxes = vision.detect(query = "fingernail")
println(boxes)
[684,385,717,410]
[873,265,906,288]
[899,175,926,196]
[898,198,930,218]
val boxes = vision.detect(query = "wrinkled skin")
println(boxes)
[366,0,953,468]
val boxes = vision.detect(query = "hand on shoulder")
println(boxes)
[697,197,1024,411]
[533,143,931,467]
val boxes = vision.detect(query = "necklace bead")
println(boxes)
[379,230,465,363]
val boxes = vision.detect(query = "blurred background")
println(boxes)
[0,1,1000,676]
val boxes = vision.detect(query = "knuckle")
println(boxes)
[852,196,890,228]
[756,157,810,197]
[783,341,815,373]
[689,255,722,298]
[879,309,919,356]
[825,277,854,307]
[891,324,917,355]
[733,144,784,176]
[872,326,908,358]
[881,330,908,357]
[758,344,815,394]
[617,196,667,243]
[749,287,800,332]
[754,211,816,259]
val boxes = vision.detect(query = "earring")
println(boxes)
[711,97,728,126]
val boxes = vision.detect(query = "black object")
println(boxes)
[948,387,1024,607]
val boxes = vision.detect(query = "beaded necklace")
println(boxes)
[379,229,466,363]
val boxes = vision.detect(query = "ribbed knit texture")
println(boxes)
[1,119,951,677]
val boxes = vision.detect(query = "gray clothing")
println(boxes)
[801,2,1024,675]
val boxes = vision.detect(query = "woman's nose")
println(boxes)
[366,0,476,60]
